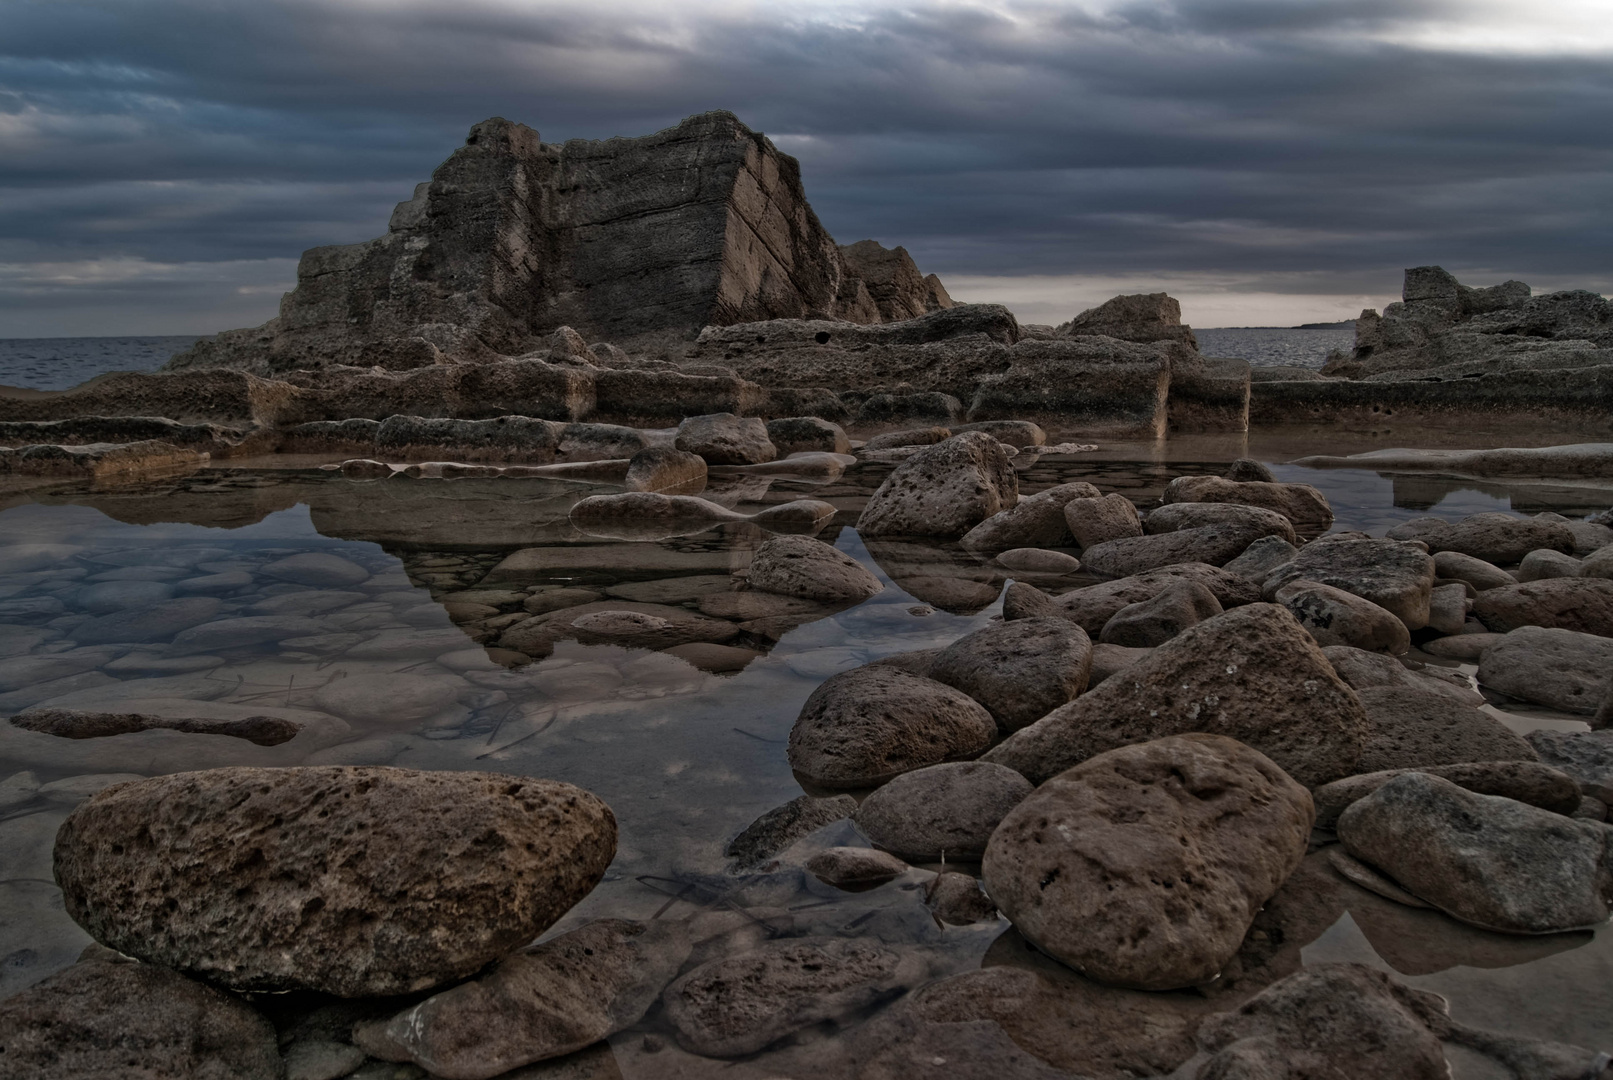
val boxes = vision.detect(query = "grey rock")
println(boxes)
[925,872,1000,926]
[1583,543,1613,579]
[1144,501,1297,545]
[766,416,851,456]
[1387,512,1575,564]
[73,596,224,645]
[1527,730,1613,802]
[1312,761,1582,829]
[960,481,1101,551]
[1081,522,1267,577]
[622,446,706,494]
[1274,578,1411,654]
[1473,577,1613,636]
[1433,550,1517,591]
[176,570,255,595]
[983,733,1313,990]
[11,708,301,746]
[521,601,740,652]
[663,937,923,1057]
[1561,517,1613,555]
[261,551,371,587]
[374,919,690,1080]
[1001,580,1057,620]
[1058,291,1199,349]
[1161,474,1333,533]
[1225,457,1276,482]
[1420,631,1504,661]
[568,491,743,539]
[787,665,998,788]
[674,413,776,465]
[1089,641,1152,685]
[857,432,1018,539]
[1338,772,1613,933]
[745,534,883,604]
[928,617,1093,731]
[854,761,1034,861]
[0,958,282,1080]
[1264,535,1436,630]
[805,847,909,889]
[1195,964,1451,1080]
[54,766,616,995]
[1426,581,1469,634]
[1220,534,1298,584]
[862,425,951,452]
[1099,579,1222,647]
[0,650,116,693]
[1061,493,1143,550]
[1478,626,1613,716]
[1051,563,1260,635]
[1355,685,1536,773]
[984,604,1369,787]
[1518,547,1583,582]
[725,794,857,869]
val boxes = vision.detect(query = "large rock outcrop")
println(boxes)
[170,112,952,374]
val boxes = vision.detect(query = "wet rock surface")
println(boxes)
[927,617,1092,731]
[806,846,910,889]
[10,706,301,745]
[1338,772,1613,933]
[854,761,1034,861]
[725,793,858,869]
[53,766,617,995]
[1098,578,1222,647]
[0,958,283,1080]
[983,733,1313,990]
[746,534,883,604]
[985,604,1370,787]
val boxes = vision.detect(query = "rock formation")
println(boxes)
[170,111,953,375]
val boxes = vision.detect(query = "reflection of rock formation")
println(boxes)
[169,112,952,374]
[861,538,1004,614]
[1388,475,1613,516]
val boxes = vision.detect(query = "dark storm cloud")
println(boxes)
[0,0,1608,332]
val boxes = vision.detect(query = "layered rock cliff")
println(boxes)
[171,112,952,376]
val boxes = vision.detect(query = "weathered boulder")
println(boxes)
[960,481,1100,551]
[1474,577,1613,637]
[1161,475,1333,533]
[984,604,1369,787]
[674,412,776,465]
[745,533,882,604]
[370,920,690,1080]
[1062,493,1143,550]
[995,547,1081,574]
[1433,550,1516,591]
[1002,580,1058,620]
[623,446,707,494]
[1387,512,1575,564]
[0,958,282,1080]
[725,793,858,870]
[982,734,1312,990]
[1426,581,1470,634]
[1225,457,1276,482]
[568,492,743,539]
[1311,761,1582,829]
[1478,626,1613,716]
[1221,534,1297,585]
[1319,645,1484,708]
[1195,964,1451,1080]
[839,239,955,320]
[924,872,1001,926]
[766,416,851,456]
[1273,578,1411,654]
[805,846,909,889]
[1051,563,1261,636]
[862,425,951,452]
[1355,686,1536,773]
[1144,501,1297,546]
[1080,522,1267,577]
[927,617,1093,731]
[857,390,965,425]
[1263,535,1436,630]
[1338,772,1613,933]
[662,937,923,1057]
[1518,548,1583,582]
[952,418,1046,447]
[854,761,1034,861]
[1099,579,1222,648]
[1058,292,1199,349]
[857,431,1018,538]
[53,767,617,995]
[1528,730,1613,802]
[787,665,997,788]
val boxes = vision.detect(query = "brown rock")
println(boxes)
[1433,550,1516,591]
[924,872,1000,925]
[623,446,707,494]
[960,481,1100,551]
[1264,535,1436,630]
[1080,522,1268,577]
[745,534,883,604]
[1474,577,1613,637]
[983,604,1369,787]
[9,707,300,746]
[53,767,616,996]
[1161,474,1333,533]
[928,617,1093,731]
[1062,492,1144,550]
[1387,512,1575,564]
[805,847,909,889]
[674,413,775,465]
[1051,562,1261,635]
[1311,760,1582,829]
[1144,501,1297,545]
[857,432,1018,539]
[1001,580,1057,620]
[1273,578,1411,654]
[725,793,857,870]
[1355,686,1536,773]
[982,734,1313,990]
[854,761,1034,861]
[1099,579,1222,647]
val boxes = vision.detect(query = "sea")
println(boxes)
[0,327,1354,391]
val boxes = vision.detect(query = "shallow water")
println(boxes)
[1194,325,1353,368]
[1,446,1610,1075]
[0,336,201,392]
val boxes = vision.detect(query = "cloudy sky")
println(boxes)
[1,0,1609,335]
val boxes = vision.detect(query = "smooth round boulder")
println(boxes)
[1162,475,1333,533]
[1144,502,1297,546]
[928,617,1093,731]
[855,761,1033,861]
[787,665,997,789]
[623,446,707,494]
[1516,548,1581,582]
[1432,550,1516,591]
[1099,579,1223,648]
[805,847,909,889]
[674,413,776,465]
[53,766,617,996]
[1063,493,1143,550]
[746,534,882,604]
[996,547,1081,574]
[1477,625,1613,716]
[1080,522,1266,577]
[1387,512,1574,564]
[1273,578,1411,654]
[960,481,1100,551]
[1474,578,1613,637]
[983,733,1313,991]
[856,432,1018,539]
[766,416,852,456]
